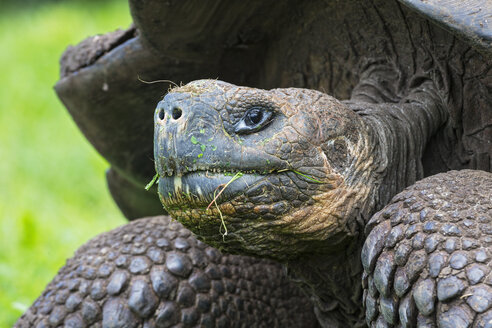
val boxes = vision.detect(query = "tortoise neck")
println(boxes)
[286,237,366,327]
[288,87,447,326]
[345,84,448,211]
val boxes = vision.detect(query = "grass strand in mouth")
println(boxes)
[213,190,227,240]
[206,171,244,239]
[145,173,159,190]
[277,168,324,183]
[206,171,244,210]
[291,170,324,184]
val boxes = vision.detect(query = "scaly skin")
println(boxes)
[362,170,492,327]
[15,216,319,327]
[154,80,490,327]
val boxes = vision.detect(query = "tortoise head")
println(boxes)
[154,80,378,260]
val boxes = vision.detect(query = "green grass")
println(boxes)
[0,1,131,326]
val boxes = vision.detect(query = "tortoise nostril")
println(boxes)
[172,107,182,120]
[158,108,165,120]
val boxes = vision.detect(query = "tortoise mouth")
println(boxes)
[158,170,265,208]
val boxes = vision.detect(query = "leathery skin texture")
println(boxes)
[362,170,492,327]
[15,216,319,328]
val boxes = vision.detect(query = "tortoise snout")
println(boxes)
[155,101,184,124]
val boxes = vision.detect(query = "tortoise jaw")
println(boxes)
[158,170,265,208]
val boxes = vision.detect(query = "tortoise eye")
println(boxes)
[234,107,273,134]
[246,108,263,125]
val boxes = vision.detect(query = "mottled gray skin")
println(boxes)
[16,216,319,327]
[153,80,491,327]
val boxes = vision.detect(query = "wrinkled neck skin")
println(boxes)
[287,82,447,327]
[287,235,367,327]
[348,82,447,210]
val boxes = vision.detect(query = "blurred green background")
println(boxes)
[0,0,131,325]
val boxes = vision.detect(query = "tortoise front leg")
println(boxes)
[16,216,318,327]
[362,170,492,327]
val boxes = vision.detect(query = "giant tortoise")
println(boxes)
[17,0,491,327]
